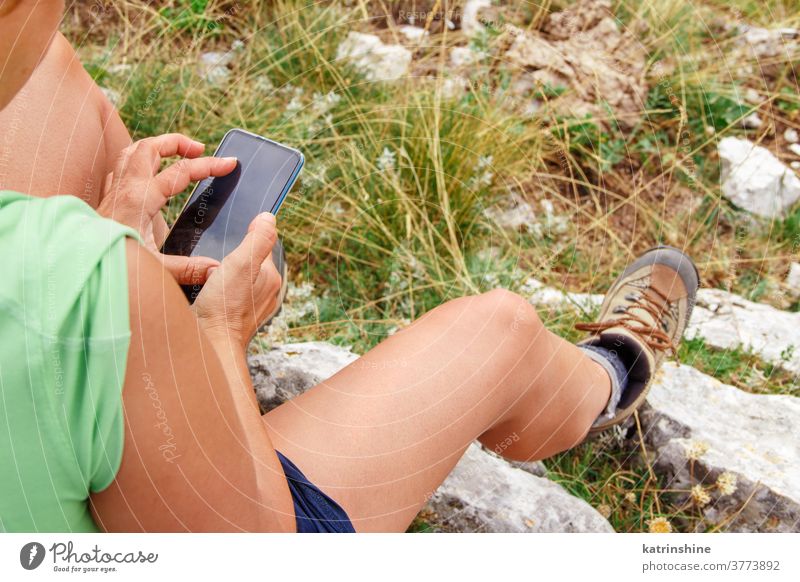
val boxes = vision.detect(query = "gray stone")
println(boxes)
[741,112,763,129]
[248,342,358,412]
[336,32,411,82]
[784,128,799,144]
[718,136,800,218]
[423,443,614,532]
[686,288,800,375]
[642,363,800,532]
[461,0,491,37]
[483,192,537,232]
[786,263,800,298]
[398,25,427,42]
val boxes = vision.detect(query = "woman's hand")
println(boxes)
[98,133,237,285]
[192,212,282,350]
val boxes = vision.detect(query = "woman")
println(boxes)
[0,1,698,533]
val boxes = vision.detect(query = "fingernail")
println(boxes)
[259,212,276,224]
[222,156,238,163]
[192,140,205,148]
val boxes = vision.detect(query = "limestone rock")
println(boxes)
[248,342,358,413]
[336,32,412,82]
[398,25,427,42]
[483,192,537,232]
[718,136,800,218]
[422,443,614,532]
[737,25,798,59]
[642,363,800,532]
[686,288,800,375]
[461,0,491,37]
[502,0,647,127]
[786,263,800,298]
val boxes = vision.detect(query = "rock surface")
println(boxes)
[422,443,614,532]
[642,363,800,532]
[501,0,648,127]
[786,263,800,298]
[248,341,358,413]
[336,32,412,82]
[686,288,800,375]
[249,341,613,532]
[718,136,800,218]
[461,0,491,37]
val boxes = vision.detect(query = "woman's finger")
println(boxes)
[159,253,221,286]
[139,133,206,173]
[155,156,238,200]
[225,213,278,282]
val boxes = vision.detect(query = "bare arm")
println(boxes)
[90,239,294,532]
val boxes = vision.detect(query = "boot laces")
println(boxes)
[575,285,677,356]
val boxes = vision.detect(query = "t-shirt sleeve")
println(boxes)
[32,195,141,494]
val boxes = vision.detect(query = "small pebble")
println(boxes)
[741,112,763,129]
[784,128,799,143]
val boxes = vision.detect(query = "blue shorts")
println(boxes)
[276,451,355,533]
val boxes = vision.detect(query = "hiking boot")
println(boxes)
[576,245,699,435]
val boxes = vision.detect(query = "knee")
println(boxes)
[471,288,544,339]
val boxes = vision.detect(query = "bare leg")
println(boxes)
[265,289,611,532]
[0,32,130,206]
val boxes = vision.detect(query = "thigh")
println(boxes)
[262,290,547,532]
[0,32,129,204]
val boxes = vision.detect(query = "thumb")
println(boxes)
[226,213,277,280]
[160,254,221,285]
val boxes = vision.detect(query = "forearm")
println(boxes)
[201,326,262,416]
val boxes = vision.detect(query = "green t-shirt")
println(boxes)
[0,191,139,532]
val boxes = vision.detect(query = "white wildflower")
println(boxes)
[685,440,710,461]
[254,74,274,93]
[716,472,738,496]
[311,91,341,116]
[691,484,711,507]
[286,96,304,113]
[647,517,673,533]
[376,147,397,172]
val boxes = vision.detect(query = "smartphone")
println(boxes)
[161,128,304,302]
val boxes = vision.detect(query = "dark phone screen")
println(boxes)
[162,130,302,262]
[161,130,302,302]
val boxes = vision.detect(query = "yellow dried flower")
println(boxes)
[691,484,711,507]
[685,440,710,461]
[648,517,673,533]
[597,504,612,518]
[716,472,738,495]
[625,492,637,504]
